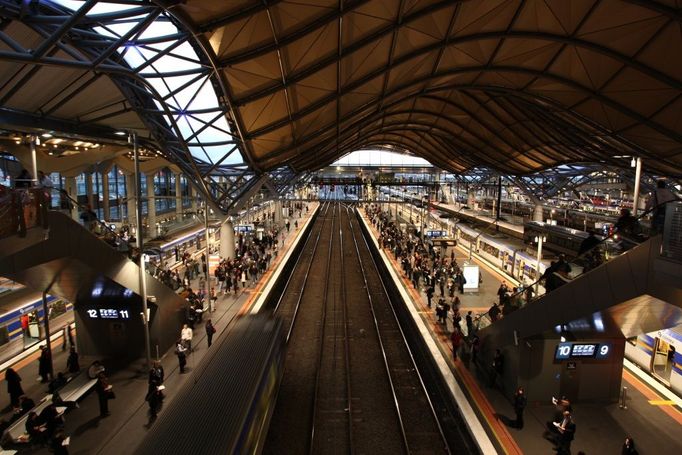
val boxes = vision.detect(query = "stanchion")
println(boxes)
[619,386,628,409]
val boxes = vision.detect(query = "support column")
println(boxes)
[85,173,94,209]
[467,190,476,209]
[146,174,157,237]
[102,172,110,221]
[220,218,235,260]
[175,173,183,220]
[125,174,137,226]
[274,200,283,224]
[190,185,198,213]
[65,176,79,221]
[632,157,642,216]
[533,204,544,222]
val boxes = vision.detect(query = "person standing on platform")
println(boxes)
[146,382,163,418]
[149,361,164,389]
[490,349,504,388]
[426,285,434,308]
[497,282,509,304]
[450,327,463,360]
[554,412,576,455]
[181,324,193,352]
[622,436,638,455]
[513,387,527,429]
[20,314,29,338]
[66,347,80,374]
[95,372,112,417]
[205,319,216,347]
[176,340,188,373]
[488,302,501,323]
[38,345,52,383]
[465,311,474,337]
[5,367,24,409]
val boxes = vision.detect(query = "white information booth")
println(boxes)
[462,262,480,293]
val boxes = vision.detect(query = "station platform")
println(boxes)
[0,203,318,454]
[359,207,682,454]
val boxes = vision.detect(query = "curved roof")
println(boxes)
[167,0,682,176]
[1,0,681,187]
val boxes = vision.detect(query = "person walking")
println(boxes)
[206,319,216,347]
[176,340,188,373]
[513,387,527,429]
[5,367,24,409]
[95,372,112,417]
[38,345,52,383]
[66,347,80,374]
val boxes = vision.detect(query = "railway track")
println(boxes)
[264,203,472,454]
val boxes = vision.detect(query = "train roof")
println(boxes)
[524,221,592,239]
[135,315,283,455]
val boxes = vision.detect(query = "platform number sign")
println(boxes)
[555,342,611,361]
[556,343,572,360]
[86,308,131,319]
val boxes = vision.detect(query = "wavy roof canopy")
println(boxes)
[168,0,682,176]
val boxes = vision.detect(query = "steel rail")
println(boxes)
[273,201,330,342]
[338,204,355,455]
[352,205,453,453]
[308,202,338,454]
[341,202,410,453]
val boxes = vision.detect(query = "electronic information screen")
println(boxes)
[85,308,131,320]
[555,342,611,360]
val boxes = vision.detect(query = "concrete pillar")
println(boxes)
[125,174,136,226]
[175,173,183,220]
[85,173,94,209]
[220,219,235,260]
[64,176,79,221]
[190,185,198,213]
[146,174,157,236]
[533,204,544,222]
[102,172,110,221]
[274,200,283,223]
[467,190,476,209]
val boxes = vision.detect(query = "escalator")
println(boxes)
[0,210,187,360]
[478,234,682,350]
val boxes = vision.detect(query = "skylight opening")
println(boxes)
[53,0,242,168]
[333,149,433,167]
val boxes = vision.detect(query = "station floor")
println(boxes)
[0,204,317,454]
[362,209,682,454]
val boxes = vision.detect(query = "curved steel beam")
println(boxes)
[235,29,681,106]
[248,65,682,148]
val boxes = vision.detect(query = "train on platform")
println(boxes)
[626,326,682,396]
[0,294,72,347]
[452,222,547,284]
[143,226,210,265]
[134,315,286,455]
